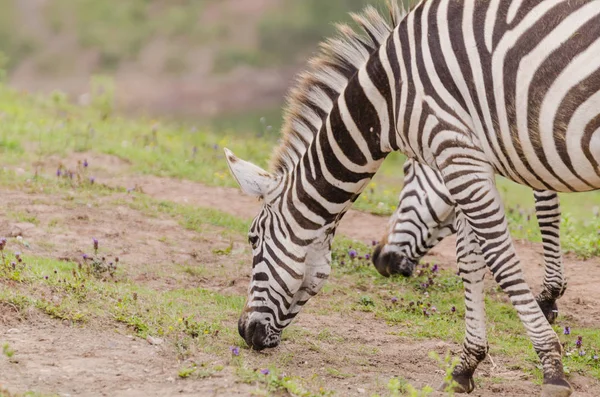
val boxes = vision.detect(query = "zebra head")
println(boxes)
[372,159,457,277]
[225,149,332,350]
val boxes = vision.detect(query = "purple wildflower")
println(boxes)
[564,326,571,335]
[576,336,583,348]
[93,238,99,251]
[229,346,240,356]
[44,275,48,280]
[431,306,437,313]
[391,297,398,304]
[432,264,439,272]
[594,355,598,361]
[348,249,358,259]
[365,253,371,260]
[83,159,88,168]
[82,253,88,260]
[56,168,62,177]
[451,306,456,313]
[579,350,586,357]
[212,144,219,150]
[89,176,95,184]
[0,237,6,250]
[260,369,270,375]
[371,240,377,246]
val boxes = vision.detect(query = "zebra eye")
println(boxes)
[248,235,259,249]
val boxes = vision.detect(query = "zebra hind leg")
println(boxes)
[533,190,567,325]
[438,154,572,397]
[439,211,488,393]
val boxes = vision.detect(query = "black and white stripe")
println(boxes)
[226,1,600,394]
[372,158,566,324]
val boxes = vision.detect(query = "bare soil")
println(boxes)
[1,155,600,396]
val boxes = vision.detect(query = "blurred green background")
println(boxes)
[1,0,392,121]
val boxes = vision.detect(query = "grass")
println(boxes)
[326,238,600,381]
[3,246,597,392]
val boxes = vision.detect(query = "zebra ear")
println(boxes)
[224,148,274,199]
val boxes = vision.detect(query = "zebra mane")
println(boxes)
[269,0,412,175]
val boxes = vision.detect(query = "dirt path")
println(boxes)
[2,319,256,397]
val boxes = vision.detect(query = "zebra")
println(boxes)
[371,157,566,324]
[224,1,600,395]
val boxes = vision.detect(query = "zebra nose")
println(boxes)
[242,320,280,351]
[237,316,246,341]
[373,249,417,277]
[371,244,389,276]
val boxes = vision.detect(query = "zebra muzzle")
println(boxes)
[372,247,417,278]
[239,317,281,351]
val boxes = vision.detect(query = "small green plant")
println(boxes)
[559,326,600,375]
[178,365,197,379]
[428,351,460,395]
[2,343,14,358]
[54,158,96,188]
[238,365,332,396]
[0,239,29,283]
[212,241,233,255]
[81,238,119,280]
[359,295,375,307]
[386,377,409,396]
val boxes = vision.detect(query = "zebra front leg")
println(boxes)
[533,190,566,324]
[438,154,572,397]
[440,210,488,393]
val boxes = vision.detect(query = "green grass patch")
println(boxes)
[326,237,600,382]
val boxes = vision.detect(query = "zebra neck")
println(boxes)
[286,52,395,229]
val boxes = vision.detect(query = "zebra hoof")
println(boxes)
[536,298,559,324]
[438,374,475,394]
[541,381,573,397]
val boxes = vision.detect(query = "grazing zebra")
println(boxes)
[224,1,600,395]
[371,158,566,324]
